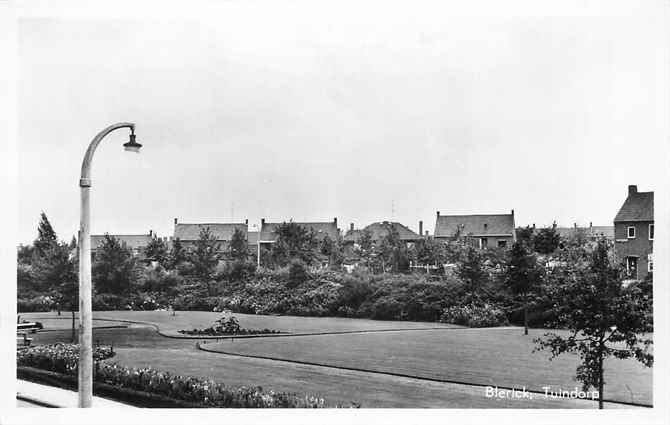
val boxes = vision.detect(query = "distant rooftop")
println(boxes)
[344,221,421,243]
[174,223,248,241]
[435,212,515,238]
[614,185,654,222]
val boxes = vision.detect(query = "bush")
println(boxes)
[222,260,257,282]
[440,303,509,327]
[17,296,53,312]
[287,260,309,288]
[93,293,129,311]
[179,316,281,336]
[17,343,115,374]
[17,343,336,408]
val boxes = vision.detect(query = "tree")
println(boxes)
[357,229,374,268]
[144,237,169,266]
[456,246,486,301]
[534,239,653,409]
[270,222,318,266]
[515,226,535,250]
[57,238,78,342]
[504,242,543,335]
[167,237,188,270]
[533,226,561,254]
[34,212,57,256]
[189,227,221,279]
[229,228,249,261]
[376,223,402,273]
[320,234,344,267]
[92,234,139,295]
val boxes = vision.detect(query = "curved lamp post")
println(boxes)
[78,122,141,407]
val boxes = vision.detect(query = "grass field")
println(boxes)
[21,311,652,408]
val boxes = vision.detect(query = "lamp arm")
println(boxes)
[79,122,135,187]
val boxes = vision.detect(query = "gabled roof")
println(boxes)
[260,221,338,242]
[91,234,152,250]
[344,221,421,243]
[614,191,654,222]
[174,223,248,241]
[435,214,514,238]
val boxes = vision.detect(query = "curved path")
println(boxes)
[22,312,651,408]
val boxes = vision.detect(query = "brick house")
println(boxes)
[90,232,154,259]
[614,185,654,281]
[173,218,248,255]
[343,221,423,257]
[434,210,516,249]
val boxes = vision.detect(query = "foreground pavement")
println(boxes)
[16,380,134,408]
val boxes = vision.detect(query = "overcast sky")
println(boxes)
[15,0,668,244]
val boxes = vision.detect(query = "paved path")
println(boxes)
[16,380,134,408]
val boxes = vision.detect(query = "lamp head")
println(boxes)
[123,133,142,153]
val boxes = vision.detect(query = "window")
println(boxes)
[497,240,507,248]
[480,237,488,248]
[483,223,488,231]
[627,226,636,239]
[649,224,654,240]
[648,254,654,272]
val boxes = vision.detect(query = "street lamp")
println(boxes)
[78,122,140,407]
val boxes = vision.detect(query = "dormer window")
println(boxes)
[627,226,636,239]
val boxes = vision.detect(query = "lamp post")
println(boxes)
[78,122,141,407]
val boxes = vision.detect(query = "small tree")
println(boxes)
[92,234,139,295]
[167,237,188,270]
[456,246,486,301]
[144,237,169,266]
[376,223,402,273]
[229,228,249,261]
[515,226,535,250]
[504,242,543,335]
[34,212,58,256]
[534,239,653,409]
[357,229,374,268]
[271,222,318,266]
[320,234,344,268]
[189,227,221,280]
[533,226,561,254]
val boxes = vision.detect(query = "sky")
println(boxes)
[14,0,669,244]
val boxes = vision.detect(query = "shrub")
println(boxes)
[222,260,257,282]
[17,343,115,374]
[92,293,128,311]
[17,296,53,312]
[440,303,509,327]
[287,260,309,288]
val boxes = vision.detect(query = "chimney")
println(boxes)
[511,209,514,216]
[245,219,248,225]
[174,217,178,225]
[425,230,429,236]
[628,185,637,195]
[261,218,265,225]
[437,211,440,217]
[532,223,536,229]
[419,221,423,236]
[149,230,153,237]
[350,223,354,231]
[574,223,577,229]
[589,222,593,230]
[334,217,338,227]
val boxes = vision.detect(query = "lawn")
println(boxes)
[21,311,652,408]
[203,327,652,406]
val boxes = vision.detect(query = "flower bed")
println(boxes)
[178,316,281,336]
[440,303,509,328]
[16,343,336,408]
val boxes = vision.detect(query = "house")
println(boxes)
[90,231,154,258]
[173,218,248,255]
[614,185,654,281]
[258,218,340,247]
[434,210,516,249]
[343,220,423,254]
